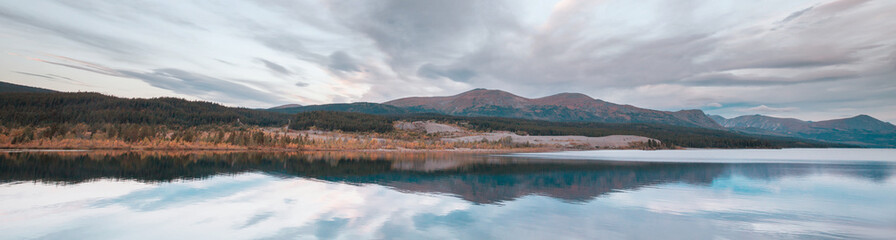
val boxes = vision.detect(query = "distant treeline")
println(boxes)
[0,92,289,127]
[289,111,394,133]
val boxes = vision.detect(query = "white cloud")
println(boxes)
[743,105,799,113]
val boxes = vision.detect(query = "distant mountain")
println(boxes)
[716,115,811,133]
[269,104,302,109]
[813,115,896,133]
[268,102,413,115]
[707,115,727,124]
[714,114,896,147]
[0,81,55,93]
[384,88,723,129]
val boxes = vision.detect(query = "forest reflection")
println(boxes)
[1,151,892,204]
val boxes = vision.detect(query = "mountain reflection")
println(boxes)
[1,151,892,204]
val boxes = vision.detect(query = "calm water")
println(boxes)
[1,149,895,239]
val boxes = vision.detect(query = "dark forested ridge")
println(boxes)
[0,81,55,93]
[0,92,290,127]
[289,111,394,133]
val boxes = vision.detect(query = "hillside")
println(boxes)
[0,92,290,127]
[714,114,896,147]
[384,89,723,129]
[0,81,55,93]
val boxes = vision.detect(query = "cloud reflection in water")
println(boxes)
[0,150,894,239]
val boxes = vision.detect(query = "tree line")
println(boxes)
[0,92,289,127]
[288,111,394,133]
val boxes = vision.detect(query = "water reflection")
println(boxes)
[1,151,893,204]
[1,151,895,239]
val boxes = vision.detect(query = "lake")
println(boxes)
[1,149,895,239]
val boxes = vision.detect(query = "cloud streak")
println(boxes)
[257,58,292,76]
[31,55,288,105]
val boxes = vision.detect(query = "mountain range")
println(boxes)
[384,89,722,129]
[274,88,895,147]
[277,89,722,129]
[712,114,896,147]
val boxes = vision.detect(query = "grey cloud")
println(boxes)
[709,1,884,72]
[119,68,285,104]
[743,105,799,113]
[40,60,123,77]
[35,55,287,104]
[452,0,883,91]
[328,51,359,72]
[216,59,235,66]
[47,74,74,81]
[257,58,292,75]
[256,34,326,64]
[417,64,476,83]
[0,6,138,54]
[462,34,719,89]
[812,0,870,14]
[251,0,347,34]
[680,69,858,86]
[711,43,859,71]
[329,0,518,68]
[329,0,720,91]
[14,71,53,79]
[737,56,855,69]
[780,6,814,23]
[255,35,366,77]
[295,82,309,87]
[13,71,84,85]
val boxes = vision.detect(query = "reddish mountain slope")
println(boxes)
[385,89,723,129]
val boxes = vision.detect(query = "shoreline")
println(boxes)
[2,146,861,154]
[0,147,559,154]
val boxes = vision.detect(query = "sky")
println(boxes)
[1,0,894,122]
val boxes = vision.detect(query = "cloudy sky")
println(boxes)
[1,0,894,122]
